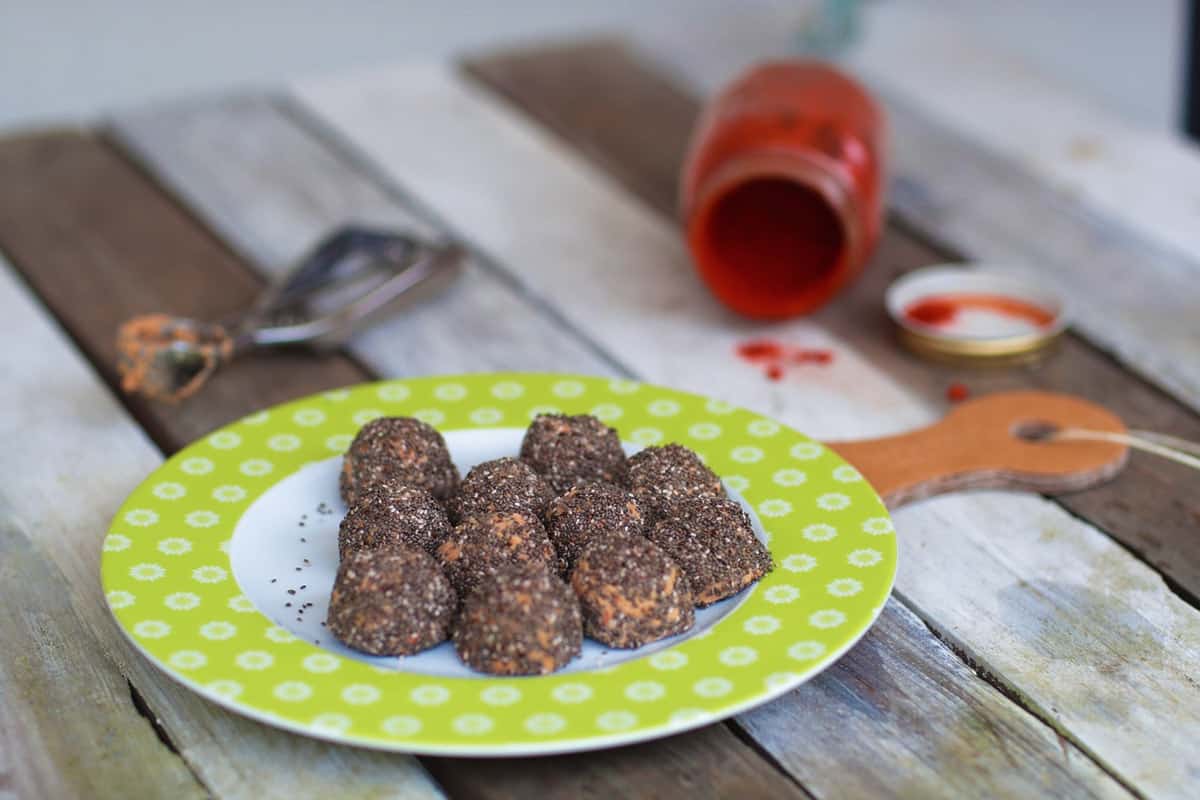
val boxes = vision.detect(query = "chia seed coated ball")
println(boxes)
[545,482,645,571]
[646,497,772,607]
[453,563,583,675]
[338,482,452,560]
[447,456,555,524]
[327,546,456,656]
[571,535,694,648]
[435,510,561,595]
[339,416,459,507]
[519,414,627,494]
[627,444,724,521]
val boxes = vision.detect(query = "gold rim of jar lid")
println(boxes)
[885,266,1068,365]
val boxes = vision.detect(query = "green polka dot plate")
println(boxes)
[102,373,897,755]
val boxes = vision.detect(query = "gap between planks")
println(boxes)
[110,79,1133,798]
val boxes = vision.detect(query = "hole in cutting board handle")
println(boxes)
[1012,419,1061,442]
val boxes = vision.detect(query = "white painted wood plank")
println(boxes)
[0,256,444,799]
[637,6,1200,414]
[108,92,1130,796]
[292,63,1200,798]
[109,94,618,379]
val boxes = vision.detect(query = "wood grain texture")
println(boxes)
[465,38,1200,602]
[291,54,1200,797]
[740,599,1131,800]
[0,133,447,800]
[424,723,810,800]
[96,104,804,798]
[0,389,205,800]
[102,90,1125,798]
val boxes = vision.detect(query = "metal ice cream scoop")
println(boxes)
[116,226,464,402]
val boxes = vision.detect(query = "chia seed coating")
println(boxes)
[646,497,773,607]
[435,510,561,595]
[339,416,459,507]
[520,414,628,494]
[447,457,555,524]
[545,482,646,571]
[571,535,694,648]
[453,563,582,675]
[338,482,452,560]
[327,546,456,656]
[627,444,724,521]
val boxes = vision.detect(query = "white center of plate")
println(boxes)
[230,428,765,678]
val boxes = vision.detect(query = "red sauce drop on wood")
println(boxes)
[735,339,834,381]
[737,339,786,360]
[904,293,1055,328]
[791,348,834,365]
[946,382,970,403]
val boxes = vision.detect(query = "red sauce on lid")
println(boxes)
[904,293,1055,329]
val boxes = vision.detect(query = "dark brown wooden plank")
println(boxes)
[0,130,806,800]
[425,724,810,800]
[0,131,366,447]
[463,38,1200,606]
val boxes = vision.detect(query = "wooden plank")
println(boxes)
[424,722,812,800]
[740,600,1129,799]
[291,55,1200,798]
[0,133,447,800]
[464,39,1200,604]
[0,305,205,798]
[106,88,1139,798]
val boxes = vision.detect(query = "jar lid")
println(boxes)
[885,266,1069,365]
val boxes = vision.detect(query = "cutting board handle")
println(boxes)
[826,391,1128,509]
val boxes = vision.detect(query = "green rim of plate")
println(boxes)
[101,373,897,756]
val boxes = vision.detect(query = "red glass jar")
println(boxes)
[681,61,886,319]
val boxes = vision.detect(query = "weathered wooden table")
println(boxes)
[2,32,1198,800]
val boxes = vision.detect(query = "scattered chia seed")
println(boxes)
[287,589,296,595]
[328,546,457,656]
[453,563,582,675]
[647,496,772,606]
[447,457,554,524]
[340,417,460,506]
[572,535,694,647]
[270,578,277,584]
[285,602,292,608]
[520,414,627,493]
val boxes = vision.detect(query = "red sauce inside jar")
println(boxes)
[682,62,885,319]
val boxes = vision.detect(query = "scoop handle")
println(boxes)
[826,391,1128,509]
